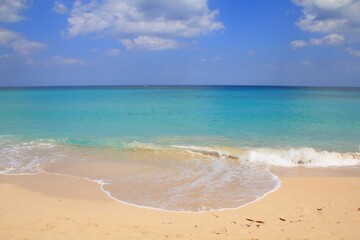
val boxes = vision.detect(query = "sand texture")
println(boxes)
[1,173,360,240]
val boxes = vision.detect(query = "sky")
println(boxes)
[0,0,360,87]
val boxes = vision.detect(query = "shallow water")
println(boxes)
[0,86,359,211]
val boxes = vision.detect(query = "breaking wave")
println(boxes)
[170,145,360,168]
[0,136,359,211]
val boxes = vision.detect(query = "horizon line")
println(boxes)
[0,84,360,89]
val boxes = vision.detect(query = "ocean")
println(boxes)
[0,86,359,211]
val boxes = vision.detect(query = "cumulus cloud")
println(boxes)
[346,47,360,57]
[310,33,345,45]
[67,0,223,38]
[120,36,181,51]
[292,0,360,34]
[290,40,307,48]
[49,55,86,65]
[291,0,360,56]
[0,28,45,54]
[65,0,224,50]
[0,3,46,55]
[0,0,28,22]
[290,33,345,50]
[53,1,69,14]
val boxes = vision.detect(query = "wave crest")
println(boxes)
[171,145,360,167]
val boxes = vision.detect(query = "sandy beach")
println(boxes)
[1,173,359,240]
[1,0,360,238]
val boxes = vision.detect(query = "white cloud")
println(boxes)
[346,47,360,57]
[67,0,223,38]
[0,0,28,22]
[0,28,19,45]
[0,1,45,58]
[105,48,120,56]
[310,33,345,45]
[200,56,222,62]
[9,39,46,54]
[290,40,307,48]
[296,13,347,33]
[120,36,181,51]
[291,1,359,52]
[295,0,352,9]
[65,0,223,50]
[292,0,360,34]
[49,55,86,65]
[0,28,46,54]
[53,1,69,14]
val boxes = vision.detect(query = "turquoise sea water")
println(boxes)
[0,86,359,211]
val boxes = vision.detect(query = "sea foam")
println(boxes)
[171,145,360,168]
[0,139,59,174]
[1,138,359,212]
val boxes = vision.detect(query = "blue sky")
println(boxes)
[0,0,359,87]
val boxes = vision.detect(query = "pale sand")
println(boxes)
[1,173,360,240]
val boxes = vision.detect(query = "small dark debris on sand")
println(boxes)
[279,218,286,221]
[245,218,265,225]
[317,208,323,211]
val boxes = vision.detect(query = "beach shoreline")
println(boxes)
[1,171,360,240]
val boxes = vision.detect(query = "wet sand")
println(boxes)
[1,173,360,240]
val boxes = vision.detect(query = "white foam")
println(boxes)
[245,148,360,167]
[170,145,233,158]
[1,138,359,212]
[125,141,168,153]
[0,139,59,174]
[97,172,281,213]
[171,145,360,168]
